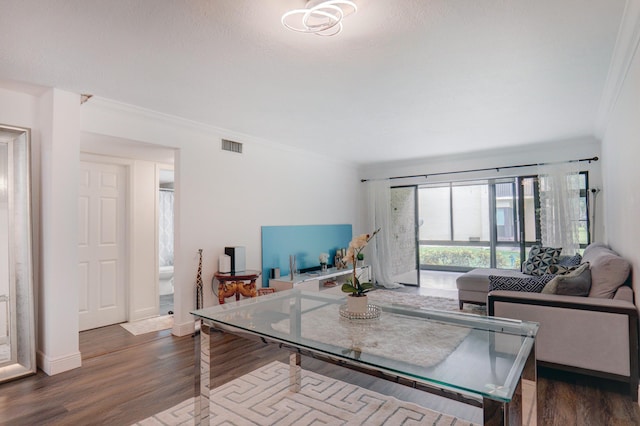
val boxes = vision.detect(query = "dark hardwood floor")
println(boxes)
[1,304,640,425]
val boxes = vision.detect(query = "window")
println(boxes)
[419,185,451,241]
[416,172,589,271]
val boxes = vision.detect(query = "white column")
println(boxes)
[37,88,82,375]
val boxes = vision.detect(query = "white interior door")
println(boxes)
[78,160,127,331]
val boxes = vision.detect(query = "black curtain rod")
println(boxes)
[360,156,599,183]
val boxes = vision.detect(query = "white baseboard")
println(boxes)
[37,350,82,375]
[172,320,196,337]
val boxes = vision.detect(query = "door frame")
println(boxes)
[80,153,132,325]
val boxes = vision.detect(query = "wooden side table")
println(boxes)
[213,270,261,304]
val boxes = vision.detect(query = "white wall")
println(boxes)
[0,85,360,375]
[600,34,640,296]
[80,98,361,337]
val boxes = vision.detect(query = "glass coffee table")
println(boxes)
[191,289,538,425]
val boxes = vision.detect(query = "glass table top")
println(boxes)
[191,289,538,402]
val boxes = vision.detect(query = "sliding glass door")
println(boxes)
[380,168,591,276]
[418,178,538,272]
[389,186,420,285]
[418,181,493,271]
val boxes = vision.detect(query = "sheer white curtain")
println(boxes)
[158,190,174,267]
[538,162,581,255]
[365,180,403,289]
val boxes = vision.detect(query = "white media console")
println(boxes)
[269,265,371,295]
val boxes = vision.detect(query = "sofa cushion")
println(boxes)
[489,274,555,293]
[582,245,631,299]
[522,245,562,276]
[542,263,591,296]
[583,242,609,257]
[456,268,529,292]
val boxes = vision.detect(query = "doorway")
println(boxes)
[78,133,176,332]
[158,168,174,316]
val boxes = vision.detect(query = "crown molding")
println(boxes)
[595,0,640,138]
[81,96,357,167]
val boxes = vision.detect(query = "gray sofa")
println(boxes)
[456,243,632,307]
[473,243,638,400]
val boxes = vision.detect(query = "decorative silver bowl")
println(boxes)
[339,304,381,320]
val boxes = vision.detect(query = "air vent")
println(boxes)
[221,139,243,154]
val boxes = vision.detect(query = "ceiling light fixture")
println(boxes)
[282,0,357,37]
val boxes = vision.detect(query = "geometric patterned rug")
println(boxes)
[367,290,486,315]
[270,303,471,369]
[119,315,173,336]
[132,361,478,425]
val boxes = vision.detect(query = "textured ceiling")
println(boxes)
[0,0,627,164]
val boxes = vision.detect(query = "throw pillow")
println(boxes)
[582,242,608,258]
[489,274,556,293]
[522,245,562,276]
[557,253,582,267]
[542,263,591,296]
[548,263,580,275]
[582,246,631,298]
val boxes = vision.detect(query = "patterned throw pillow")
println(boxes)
[522,245,562,276]
[558,253,582,267]
[488,274,556,293]
[549,263,580,275]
